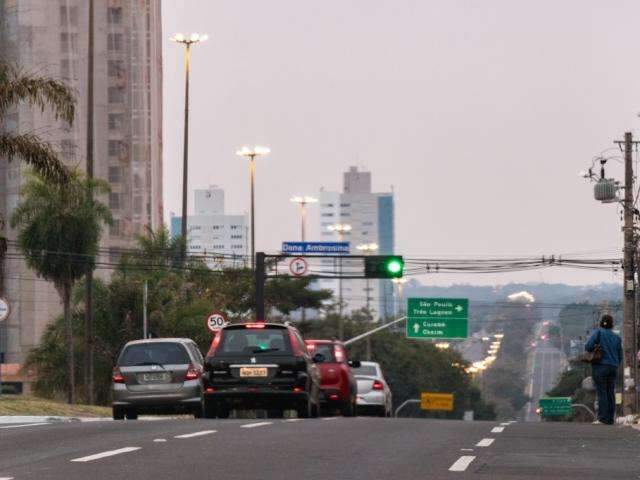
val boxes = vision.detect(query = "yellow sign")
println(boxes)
[421,392,454,411]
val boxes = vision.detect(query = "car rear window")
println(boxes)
[119,343,191,366]
[308,343,335,362]
[353,365,378,377]
[218,328,291,355]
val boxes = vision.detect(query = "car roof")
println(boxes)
[123,338,195,346]
[223,322,290,330]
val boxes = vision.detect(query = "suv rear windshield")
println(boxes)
[119,343,190,366]
[309,343,335,362]
[353,365,378,377]
[218,328,291,355]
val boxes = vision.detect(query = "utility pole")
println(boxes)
[84,0,95,405]
[618,131,638,415]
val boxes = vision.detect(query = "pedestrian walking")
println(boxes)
[584,314,622,425]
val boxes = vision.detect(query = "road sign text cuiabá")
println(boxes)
[406,298,469,339]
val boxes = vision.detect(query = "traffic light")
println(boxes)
[364,255,404,278]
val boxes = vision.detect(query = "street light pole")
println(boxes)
[236,146,270,269]
[290,196,318,242]
[170,33,208,257]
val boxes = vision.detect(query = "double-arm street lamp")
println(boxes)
[290,196,317,241]
[170,32,208,255]
[328,223,351,338]
[236,145,270,269]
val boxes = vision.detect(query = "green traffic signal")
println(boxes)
[364,255,404,278]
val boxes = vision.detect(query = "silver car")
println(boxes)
[112,338,204,419]
[354,361,393,417]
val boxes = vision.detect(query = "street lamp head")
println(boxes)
[356,242,379,252]
[170,32,208,45]
[236,145,271,158]
[327,223,352,233]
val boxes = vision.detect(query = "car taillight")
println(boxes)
[207,331,222,357]
[185,364,201,381]
[293,387,304,393]
[112,368,125,384]
[372,380,384,391]
[245,323,266,329]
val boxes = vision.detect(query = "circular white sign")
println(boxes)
[0,297,9,322]
[206,312,226,332]
[289,257,309,277]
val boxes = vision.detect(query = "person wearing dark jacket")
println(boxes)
[585,314,622,425]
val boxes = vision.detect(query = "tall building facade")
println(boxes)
[0,0,163,384]
[170,186,249,269]
[319,167,395,318]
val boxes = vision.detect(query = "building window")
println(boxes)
[107,7,123,24]
[340,203,351,207]
[108,140,125,156]
[231,235,243,239]
[60,6,78,25]
[110,219,120,236]
[109,193,120,210]
[108,113,124,130]
[321,213,334,217]
[230,225,242,230]
[340,213,351,217]
[232,245,243,249]
[60,33,78,51]
[133,196,142,214]
[322,203,334,208]
[212,225,222,230]
[189,225,202,231]
[108,87,125,104]
[363,221,373,226]
[213,244,225,249]
[108,33,123,52]
[108,60,125,78]
[108,166,121,183]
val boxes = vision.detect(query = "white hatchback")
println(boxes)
[353,361,392,417]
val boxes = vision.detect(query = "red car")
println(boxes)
[305,339,360,416]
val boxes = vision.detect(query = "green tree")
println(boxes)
[11,170,111,403]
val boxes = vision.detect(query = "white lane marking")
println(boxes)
[284,419,300,423]
[0,422,49,429]
[476,438,495,447]
[491,427,504,433]
[240,422,272,429]
[449,456,475,472]
[500,422,510,426]
[460,448,474,452]
[0,477,15,479]
[174,430,216,439]
[321,417,338,421]
[153,439,167,442]
[71,447,141,462]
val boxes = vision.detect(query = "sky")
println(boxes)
[162,0,640,287]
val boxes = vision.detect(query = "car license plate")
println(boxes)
[239,367,268,377]
[142,372,169,382]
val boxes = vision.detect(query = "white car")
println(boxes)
[353,361,392,417]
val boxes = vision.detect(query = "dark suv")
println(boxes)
[202,323,321,419]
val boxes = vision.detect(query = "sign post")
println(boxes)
[538,397,572,417]
[406,298,469,339]
[421,392,454,411]
[0,297,10,397]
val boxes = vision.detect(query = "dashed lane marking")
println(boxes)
[283,419,300,423]
[449,456,475,472]
[174,430,216,439]
[71,447,141,462]
[0,476,15,479]
[0,423,50,429]
[460,448,474,452]
[240,422,272,429]
[321,417,338,421]
[500,422,510,426]
[491,426,504,433]
[476,438,495,447]
[153,439,167,442]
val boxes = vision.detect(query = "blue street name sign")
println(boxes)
[281,242,350,255]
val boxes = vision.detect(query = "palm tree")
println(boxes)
[0,62,75,295]
[11,170,111,403]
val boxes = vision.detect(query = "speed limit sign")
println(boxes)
[206,312,227,333]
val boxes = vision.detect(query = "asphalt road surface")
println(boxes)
[1,417,638,479]
[525,323,567,422]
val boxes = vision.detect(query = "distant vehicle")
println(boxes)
[305,339,360,416]
[111,338,205,420]
[353,361,393,417]
[202,322,321,419]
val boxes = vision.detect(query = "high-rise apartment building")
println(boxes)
[319,167,395,318]
[170,186,249,269]
[0,0,163,387]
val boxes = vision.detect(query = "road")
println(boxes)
[1,417,638,479]
[525,322,567,422]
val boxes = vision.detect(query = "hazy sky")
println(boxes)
[162,0,640,286]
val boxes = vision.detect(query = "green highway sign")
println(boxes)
[406,298,469,339]
[539,397,572,417]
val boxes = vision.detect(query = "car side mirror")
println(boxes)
[349,360,361,368]
[313,353,326,363]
